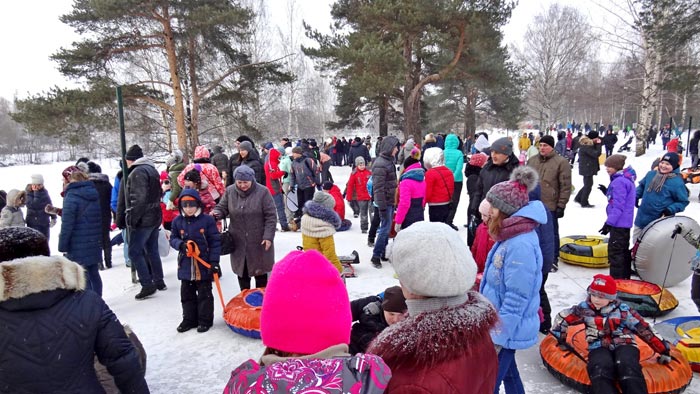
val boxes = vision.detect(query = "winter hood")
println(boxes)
[194,145,210,159]
[0,255,86,302]
[379,136,400,157]
[5,189,25,208]
[423,147,445,169]
[445,134,459,150]
[512,200,547,224]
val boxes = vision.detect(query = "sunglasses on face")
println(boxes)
[181,201,198,208]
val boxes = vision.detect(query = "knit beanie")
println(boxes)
[661,152,680,170]
[587,131,599,140]
[539,135,555,149]
[313,191,335,209]
[355,156,366,166]
[233,165,256,182]
[322,181,334,191]
[125,144,144,161]
[491,137,513,156]
[239,141,253,153]
[0,227,50,262]
[183,169,201,184]
[478,198,492,218]
[390,222,476,297]
[261,250,351,354]
[76,162,90,173]
[292,146,303,155]
[403,156,420,169]
[588,274,617,300]
[62,165,83,182]
[30,174,44,185]
[486,166,538,216]
[87,161,102,174]
[468,153,488,168]
[264,142,274,150]
[604,154,626,171]
[382,286,407,313]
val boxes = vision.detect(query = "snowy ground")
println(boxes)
[3,134,699,393]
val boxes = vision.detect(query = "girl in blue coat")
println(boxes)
[480,166,546,394]
[634,152,689,242]
[598,154,637,279]
[170,188,221,333]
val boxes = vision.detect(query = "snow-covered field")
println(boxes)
[3,134,699,393]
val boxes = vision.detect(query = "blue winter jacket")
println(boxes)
[170,189,221,281]
[26,187,53,228]
[443,134,464,182]
[110,172,122,213]
[634,168,689,229]
[58,181,103,267]
[480,201,546,349]
[529,185,555,274]
[606,166,637,228]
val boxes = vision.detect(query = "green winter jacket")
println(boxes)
[444,134,464,182]
[279,154,292,184]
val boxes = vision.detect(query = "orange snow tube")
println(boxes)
[223,288,264,339]
[541,325,692,394]
[615,279,679,317]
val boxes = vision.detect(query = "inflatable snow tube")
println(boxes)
[655,316,700,372]
[541,325,692,393]
[634,216,700,287]
[224,288,264,339]
[559,235,609,268]
[615,279,678,317]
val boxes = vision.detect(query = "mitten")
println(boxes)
[556,207,565,219]
[212,263,223,278]
[363,301,381,316]
[599,223,611,235]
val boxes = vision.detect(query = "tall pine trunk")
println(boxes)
[162,9,189,162]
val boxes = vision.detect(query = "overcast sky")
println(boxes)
[0,0,606,102]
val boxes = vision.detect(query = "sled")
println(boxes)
[680,167,700,184]
[286,188,299,212]
[655,316,700,372]
[615,279,678,317]
[559,235,609,268]
[224,288,264,339]
[617,136,634,152]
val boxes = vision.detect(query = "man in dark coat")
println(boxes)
[289,147,321,225]
[117,145,166,300]
[570,131,582,165]
[349,286,407,354]
[210,146,229,178]
[0,227,149,393]
[370,136,399,268]
[574,132,603,208]
[87,162,115,269]
[348,137,371,168]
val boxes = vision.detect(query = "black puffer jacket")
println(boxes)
[116,158,162,230]
[349,295,389,354]
[577,137,602,176]
[211,147,229,176]
[468,154,519,213]
[370,136,399,212]
[228,149,265,186]
[25,187,53,228]
[89,173,114,233]
[0,255,149,393]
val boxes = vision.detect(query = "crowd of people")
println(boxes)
[0,125,695,394]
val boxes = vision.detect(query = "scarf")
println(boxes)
[647,171,676,193]
[491,216,538,242]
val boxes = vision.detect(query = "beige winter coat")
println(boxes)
[527,150,572,211]
[0,189,26,228]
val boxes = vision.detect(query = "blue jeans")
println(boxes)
[128,225,164,287]
[494,348,524,394]
[372,205,394,259]
[84,264,103,296]
[272,193,288,229]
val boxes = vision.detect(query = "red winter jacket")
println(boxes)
[327,185,345,220]
[264,148,285,196]
[345,168,371,201]
[425,166,454,204]
[470,222,493,273]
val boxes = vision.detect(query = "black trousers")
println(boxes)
[588,346,647,394]
[295,187,316,220]
[368,205,381,242]
[428,204,451,223]
[608,226,631,279]
[101,221,112,267]
[180,280,214,327]
[539,272,551,332]
[238,263,268,290]
[445,181,463,225]
[575,175,594,206]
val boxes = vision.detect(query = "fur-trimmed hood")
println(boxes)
[0,255,85,302]
[303,200,341,229]
[367,291,497,368]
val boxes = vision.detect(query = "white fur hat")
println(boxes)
[390,222,476,297]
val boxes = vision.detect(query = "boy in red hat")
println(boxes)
[551,274,672,394]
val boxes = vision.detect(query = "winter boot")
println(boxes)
[135,284,157,300]
[367,239,375,247]
[197,325,211,333]
[371,256,382,269]
[156,281,167,291]
[177,321,197,333]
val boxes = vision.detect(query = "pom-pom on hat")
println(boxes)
[233,165,255,182]
[30,174,44,185]
[125,144,143,161]
[604,154,626,171]
[390,222,476,298]
[491,137,513,156]
[661,152,680,170]
[261,250,351,354]
[382,286,407,313]
[486,166,539,216]
[539,135,555,149]
[588,274,617,300]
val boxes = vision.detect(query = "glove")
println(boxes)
[394,223,402,233]
[658,353,672,365]
[556,207,565,219]
[599,223,611,235]
[663,209,672,217]
[598,184,608,195]
[635,199,640,208]
[179,242,188,253]
[49,216,57,228]
[212,263,223,278]
[362,301,381,316]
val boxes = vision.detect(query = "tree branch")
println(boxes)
[200,54,294,97]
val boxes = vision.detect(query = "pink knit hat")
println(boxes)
[261,250,351,354]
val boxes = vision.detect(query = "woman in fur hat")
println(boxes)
[479,166,548,394]
[0,227,148,393]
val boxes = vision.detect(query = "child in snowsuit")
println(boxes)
[301,191,342,273]
[183,169,216,215]
[551,274,672,394]
[345,156,371,233]
[349,285,407,354]
[0,189,26,228]
[598,155,637,279]
[169,189,221,333]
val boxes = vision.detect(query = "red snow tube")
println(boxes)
[540,325,692,393]
[224,288,264,339]
[615,279,678,317]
